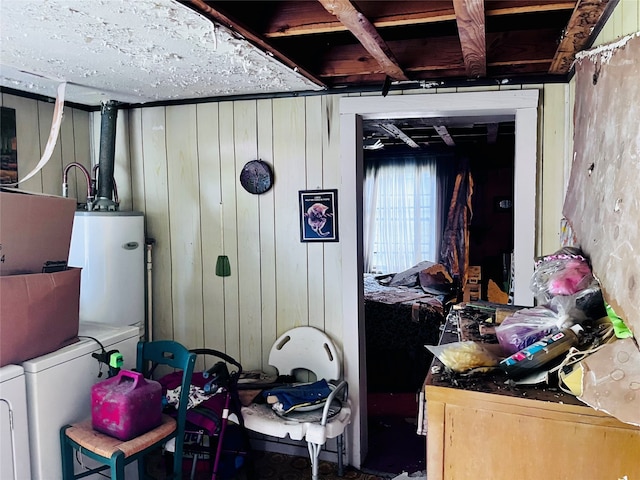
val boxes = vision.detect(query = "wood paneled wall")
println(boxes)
[118,83,574,373]
[3,0,635,376]
[123,86,570,373]
[125,97,343,373]
[1,86,567,374]
[0,1,635,466]
[0,93,91,199]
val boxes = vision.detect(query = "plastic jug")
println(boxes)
[91,369,163,440]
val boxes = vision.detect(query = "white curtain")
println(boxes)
[364,156,443,274]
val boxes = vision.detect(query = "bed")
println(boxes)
[364,273,448,393]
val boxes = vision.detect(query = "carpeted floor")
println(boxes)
[362,392,426,476]
[149,449,391,479]
[361,415,426,476]
[249,451,389,480]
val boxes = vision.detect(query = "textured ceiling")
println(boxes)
[0,0,614,112]
[0,0,321,106]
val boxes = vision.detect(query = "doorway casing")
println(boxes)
[339,89,539,467]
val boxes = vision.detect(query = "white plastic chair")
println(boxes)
[241,326,351,480]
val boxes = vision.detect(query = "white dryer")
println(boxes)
[0,364,31,480]
[22,321,139,480]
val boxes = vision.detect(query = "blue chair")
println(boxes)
[60,340,196,479]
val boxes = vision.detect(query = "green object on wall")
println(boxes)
[216,255,231,277]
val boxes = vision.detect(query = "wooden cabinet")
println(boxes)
[425,368,640,480]
[424,303,640,480]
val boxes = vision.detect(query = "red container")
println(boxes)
[91,369,163,441]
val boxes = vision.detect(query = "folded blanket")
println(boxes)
[263,379,332,414]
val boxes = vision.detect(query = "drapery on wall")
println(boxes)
[439,158,473,285]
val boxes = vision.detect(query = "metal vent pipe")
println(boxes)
[95,100,118,211]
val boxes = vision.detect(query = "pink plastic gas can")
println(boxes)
[91,369,163,440]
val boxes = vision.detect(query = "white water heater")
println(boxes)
[68,211,145,333]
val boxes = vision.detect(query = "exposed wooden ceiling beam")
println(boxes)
[380,123,421,149]
[453,0,487,78]
[265,1,576,38]
[486,123,499,144]
[317,0,408,81]
[318,29,559,78]
[434,126,456,147]
[549,0,614,74]
[181,0,326,87]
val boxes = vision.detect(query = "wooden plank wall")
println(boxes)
[12,0,640,371]
[0,93,91,199]
[125,96,344,373]
[120,83,574,373]
[2,82,569,374]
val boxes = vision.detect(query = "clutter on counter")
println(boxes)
[426,246,639,426]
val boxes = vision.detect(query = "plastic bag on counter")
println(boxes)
[494,294,587,355]
[426,341,502,373]
[530,248,596,304]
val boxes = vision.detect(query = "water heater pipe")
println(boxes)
[145,238,155,342]
[92,164,120,208]
[94,100,118,211]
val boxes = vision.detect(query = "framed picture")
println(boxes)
[1,107,18,185]
[299,189,339,242]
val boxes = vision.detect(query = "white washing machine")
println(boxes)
[22,321,140,480]
[0,364,31,480]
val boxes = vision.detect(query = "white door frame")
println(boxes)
[339,89,539,467]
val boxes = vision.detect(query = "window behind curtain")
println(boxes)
[364,156,439,274]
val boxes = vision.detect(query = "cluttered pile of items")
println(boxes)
[427,247,639,427]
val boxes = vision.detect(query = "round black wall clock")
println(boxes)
[239,160,274,194]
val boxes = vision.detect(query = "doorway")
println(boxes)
[339,90,539,468]
[360,123,516,474]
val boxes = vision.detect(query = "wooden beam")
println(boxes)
[549,0,614,74]
[453,0,487,78]
[265,1,575,38]
[380,123,420,149]
[486,123,499,144]
[318,27,557,79]
[181,0,326,87]
[433,126,456,147]
[317,0,408,81]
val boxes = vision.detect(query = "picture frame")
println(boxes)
[299,189,339,242]
[1,107,18,185]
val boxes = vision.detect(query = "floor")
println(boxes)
[361,393,426,477]
[148,392,426,479]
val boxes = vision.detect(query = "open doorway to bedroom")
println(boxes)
[339,90,539,470]
[360,115,516,475]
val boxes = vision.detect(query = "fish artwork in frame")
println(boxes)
[299,189,339,242]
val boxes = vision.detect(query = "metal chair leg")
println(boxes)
[337,434,344,476]
[307,442,321,480]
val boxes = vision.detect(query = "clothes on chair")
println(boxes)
[165,384,211,410]
[263,379,332,414]
[160,371,230,436]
